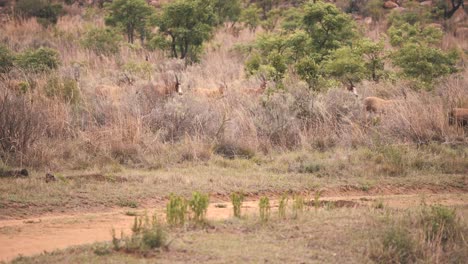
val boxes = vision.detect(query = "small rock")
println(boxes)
[384,1,399,9]
[45,173,56,183]
[364,17,373,25]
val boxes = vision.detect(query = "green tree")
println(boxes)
[261,8,281,32]
[392,44,458,88]
[389,22,458,88]
[15,0,63,28]
[105,0,155,44]
[240,4,261,32]
[324,46,366,90]
[357,38,387,82]
[302,1,356,57]
[153,0,217,61]
[212,0,242,26]
[81,27,123,56]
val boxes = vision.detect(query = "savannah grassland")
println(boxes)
[0,0,468,263]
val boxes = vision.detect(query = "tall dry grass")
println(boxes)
[0,11,467,170]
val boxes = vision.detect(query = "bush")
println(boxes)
[16,47,60,73]
[81,27,122,56]
[112,213,166,253]
[259,196,270,222]
[15,0,63,28]
[278,194,288,219]
[0,44,14,74]
[45,75,80,104]
[380,227,416,264]
[420,205,462,245]
[189,192,209,224]
[231,192,244,218]
[0,92,46,156]
[166,194,187,227]
[292,194,304,217]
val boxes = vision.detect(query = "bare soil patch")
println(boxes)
[1,190,467,262]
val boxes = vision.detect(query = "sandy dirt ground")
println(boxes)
[1,192,467,262]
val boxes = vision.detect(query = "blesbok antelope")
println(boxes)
[350,86,405,113]
[244,78,268,95]
[138,72,182,99]
[363,96,402,113]
[449,108,468,127]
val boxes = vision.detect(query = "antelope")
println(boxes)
[350,86,405,113]
[363,96,401,113]
[138,72,182,99]
[244,78,268,95]
[449,108,468,127]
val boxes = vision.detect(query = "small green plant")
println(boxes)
[231,192,244,218]
[292,194,304,218]
[278,194,288,219]
[378,227,416,264]
[166,194,187,226]
[112,212,166,253]
[117,199,138,208]
[314,190,323,210]
[259,196,270,222]
[93,243,112,256]
[189,191,209,224]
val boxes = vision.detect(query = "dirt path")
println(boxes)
[1,192,468,262]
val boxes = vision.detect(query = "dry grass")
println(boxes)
[0,8,467,170]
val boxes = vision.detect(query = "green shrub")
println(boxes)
[112,213,166,253]
[81,27,122,56]
[189,191,209,224]
[292,194,304,218]
[166,194,187,226]
[0,44,14,73]
[45,75,80,104]
[16,47,60,73]
[278,193,288,219]
[420,205,462,245]
[259,196,270,222]
[15,0,63,28]
[380,227,416,264]
[231,192,244,218]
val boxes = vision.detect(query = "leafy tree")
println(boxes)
[388,23,443,47]
[15,0,63,28]
[261,8,281,32]
[301,1,356,57]
[240,4,261,32]
[243,1,358,90]
[0,44,14,74]
[256,0,279,19]
[105,0,155,44]
[15,47,60,73]
[81,27,123,56]
[392,44,458,88]
[357,38,387,82]
[153,0,217,61]
[389,22,458,88]
[212,0,242,26]
[324,46,366,90]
